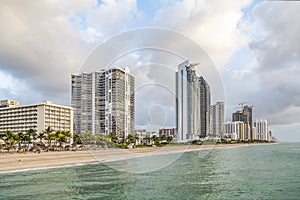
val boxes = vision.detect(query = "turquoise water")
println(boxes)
[0,143,299,199]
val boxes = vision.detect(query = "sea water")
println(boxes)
[0,143,299,199]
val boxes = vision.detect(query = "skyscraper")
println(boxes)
[232,105,253,140]
[199,76,211,138]
[210,102,224,138]
[71,67,135,138]
[254,119,270,141]
[176,60,211,142]
[243,105,253,140]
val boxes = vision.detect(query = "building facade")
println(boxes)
[159,128,176,138]
[71,67,135,137]
[232,105,253,140]
[224,121,245,140]
[176,60,211,142]
[210,102,224,138]
[199,76,211,138]
[253,119,270,141]
[0,100,73,134]
[243,105,253,140]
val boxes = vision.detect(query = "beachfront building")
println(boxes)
[224,121,245,140]
[134,129,152,145]
[199,76,211,138]
[232,105,253,140]
[210,102,224,138]
[159,128,176,138]
[252,127,257,140]
[176,60,211,142]
[253,119,270,141]
[71,67,135,138]
[0,100,74,134]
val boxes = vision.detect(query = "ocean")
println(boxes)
[0,143,299,199]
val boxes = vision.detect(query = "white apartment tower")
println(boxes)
[210,102,225,138]
[253,119,270,141]
[224,121,245,140]
[71,67,134,137]
[176,60,211,142]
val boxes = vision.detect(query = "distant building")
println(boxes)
[0,100,73,134]
[252,127,257,140]
[159,128,176,138]
[134,129,149,145]
[199,76,211,138]
[232,105,253,140]
[224,121,245,140]
[253,119,270,141]
[243,105,253,140]
[71,67,135,137]
[176,60,211,142]
[210,102,224,138]
[134,130,156,145]
[0,100,20,108]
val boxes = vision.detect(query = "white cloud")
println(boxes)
[0,0,93,104]
[150,0,251,69]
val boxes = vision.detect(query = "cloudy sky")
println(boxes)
[0,0,299,141]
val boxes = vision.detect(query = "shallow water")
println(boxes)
[0,143,299,199]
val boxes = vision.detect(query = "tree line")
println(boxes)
[0,127,173,153]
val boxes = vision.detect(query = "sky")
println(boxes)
[0,0,299,142]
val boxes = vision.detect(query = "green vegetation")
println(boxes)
[0,127,75,153]
[0,128,175,153]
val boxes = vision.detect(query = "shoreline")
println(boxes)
[0,143,277,174]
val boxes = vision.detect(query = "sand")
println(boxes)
[0,143,275,173]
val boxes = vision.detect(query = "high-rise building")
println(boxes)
[224,121,244,140]
[71,67,135,137]
[243,105,253,140]
[210,102,224,138]
[176,60,211,142]
[253,119,270,141]
[232,105,253,140]
[0,100,73,134]
[199,76,211,138]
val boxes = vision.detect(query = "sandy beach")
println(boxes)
[0,143,275,173]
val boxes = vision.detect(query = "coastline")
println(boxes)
[0,143,277,173]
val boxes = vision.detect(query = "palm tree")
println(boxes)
[110,133,118,143]
[1,130,19,152]
[27,129,37,146]
[63,131,72,144]
[127,134,136,145]
[47,132,57,151]
[37,132,45,143]
[81,131,93,145]
[167,136,173,143]
[55,130,63,148]
[43,126,54,145]
[73,133,82,145]
[152,135,160,146]
[17,132,25,150]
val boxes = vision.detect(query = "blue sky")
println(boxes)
[0,0,299,142]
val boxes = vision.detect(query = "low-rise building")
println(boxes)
[159,128,176,138]
[0,100,74,134]
[134,129,151,145]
